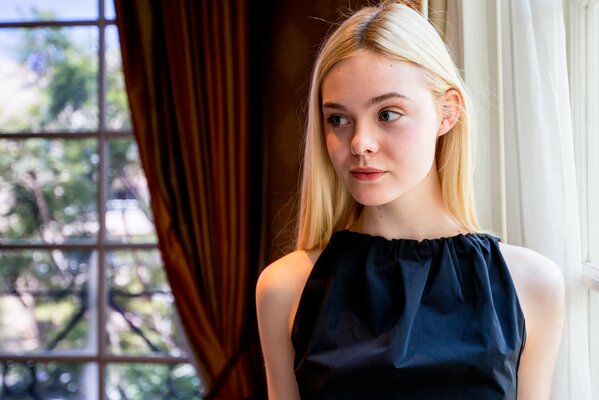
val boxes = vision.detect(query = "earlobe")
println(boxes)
[437,89,462,137]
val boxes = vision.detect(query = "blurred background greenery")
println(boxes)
[0,2,202,398]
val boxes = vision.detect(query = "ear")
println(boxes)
[437,89,462,137]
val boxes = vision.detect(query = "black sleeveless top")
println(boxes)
[292,230,526,399]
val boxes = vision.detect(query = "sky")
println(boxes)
[0,0,119,63]
[0,1,121,131]
[0,0,115,22]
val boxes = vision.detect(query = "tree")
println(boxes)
[0,13,200,399]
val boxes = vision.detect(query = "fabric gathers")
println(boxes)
[292,230,526,400]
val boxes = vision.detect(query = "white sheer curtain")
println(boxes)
[500,0,592,398]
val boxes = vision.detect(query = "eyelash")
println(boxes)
[325,110,403,127]
[326,115,349,127]
[378,110,402,122]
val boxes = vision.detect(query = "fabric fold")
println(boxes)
[292,230,525,399]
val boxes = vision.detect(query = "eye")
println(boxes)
[379,110,402,122]
[326,114,350,127]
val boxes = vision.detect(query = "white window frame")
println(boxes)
[568,1,599,289]
[0,0,195,397]
[566,1,599,399]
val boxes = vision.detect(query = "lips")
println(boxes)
[350,167,386,181]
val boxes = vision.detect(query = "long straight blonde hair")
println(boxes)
[296,1,480,250]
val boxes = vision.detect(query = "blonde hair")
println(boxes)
[296,1,480,250]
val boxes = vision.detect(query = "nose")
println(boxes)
[350,122,379,156]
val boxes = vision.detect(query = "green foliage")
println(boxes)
[0,361,87,398]
[0,8,196,397]
[108,364,202,400]
[0,139,98,240]
[14,24,98,131]
[47,58,95,121]
[106,43,132,130]
[0,250,90,353]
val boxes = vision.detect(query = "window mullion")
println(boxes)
[0,1,199,396]
[98,0,108,394]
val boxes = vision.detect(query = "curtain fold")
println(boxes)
[501,0,592,398]
[114,1,263,398]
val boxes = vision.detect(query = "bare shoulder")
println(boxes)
[498,242,565,397]
[255,249,322,399]
[256,249,320,304]
[256,249,322,331]
[498,242,564,360]
[498,242,564,304]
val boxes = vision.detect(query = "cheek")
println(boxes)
[325,133,345,164]
[387,127,437,165]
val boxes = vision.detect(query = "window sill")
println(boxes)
[582,263,599,291]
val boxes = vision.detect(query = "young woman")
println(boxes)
[256,2,564,399]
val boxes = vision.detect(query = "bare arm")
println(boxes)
[500,243,565,400]
[256,250,318,400]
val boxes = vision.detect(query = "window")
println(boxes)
[569,1,599,290]
[567,1,599,399]
[0,1,202,398]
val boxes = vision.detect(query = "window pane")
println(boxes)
[0,139,98,242]
[0,361,96,399]
[589,14,599,265]
[0,27,98,133]
[0,1,97,22]
[107,138,156,243]
[590,290,599,399]
[591,192,599,265]
[107,250,186,356]
[106,363,202,400]
[105,25,132,131]
[105,0,116,21]
[0,250,95,353]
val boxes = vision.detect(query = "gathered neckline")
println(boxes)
[336,229,495,245]
[293,226,522,399]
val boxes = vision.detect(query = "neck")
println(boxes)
[351,164,466,241]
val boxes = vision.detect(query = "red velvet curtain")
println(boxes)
[114,1,263,398]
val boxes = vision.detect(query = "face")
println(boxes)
[321,51,446,207]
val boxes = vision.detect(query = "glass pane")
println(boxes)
[0,361,96,399]
[0,139,99,242]
[590,290,599,399]
[0,1,97,22]
[106,363,202,400]
[106,138,156,243]
[107,250,185,356]
[0,27,98,133]
[105,0,116,20]
[0,250,95,353]
[105,26,132,130]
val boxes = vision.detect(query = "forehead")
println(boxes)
[321,52,429,103]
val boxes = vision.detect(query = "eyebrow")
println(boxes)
[367,92,409,107]
[322,92,409,111]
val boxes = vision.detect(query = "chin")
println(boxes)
[349,191,398,207]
